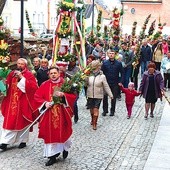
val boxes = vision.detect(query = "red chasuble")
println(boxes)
[34,78,77,144]
[1,69,38,130]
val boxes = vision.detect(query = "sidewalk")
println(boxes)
[144,101,170,170]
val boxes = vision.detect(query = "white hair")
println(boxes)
[17,58,28,65]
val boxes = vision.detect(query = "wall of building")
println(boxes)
[121,0,170,35]
[2,0,58,36]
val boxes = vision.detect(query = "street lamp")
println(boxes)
[20,0,24,58]
[47,0,51,33]
[91,0,95,34]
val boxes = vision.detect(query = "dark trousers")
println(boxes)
[131,65,139,90]
[103,85,119,114]
[154,62,161,71]
[74,95,79,121]
[131,76,138,90]
[164,73,170,88]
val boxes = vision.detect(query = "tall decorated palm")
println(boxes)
[132,14,151,77]
[110,7,123,43]
[0,16,11,96]
[53,0,86,68]
[52,0,93,99]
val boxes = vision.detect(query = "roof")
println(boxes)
[84,0,111,20]
[84,4,93,19]
[95,3,111,19]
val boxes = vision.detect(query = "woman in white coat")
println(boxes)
[86,60,113,130]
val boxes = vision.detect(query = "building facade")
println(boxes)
[2,0,58,36]
[1,0,112,37]
[121,0,170,35]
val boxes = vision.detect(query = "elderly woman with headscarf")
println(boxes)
[0,58,38,151]
[86,60,113,130]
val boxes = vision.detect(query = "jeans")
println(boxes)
[141,61,150,77]
[123,67,132,88]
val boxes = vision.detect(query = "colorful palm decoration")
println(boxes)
[25,10,36,36]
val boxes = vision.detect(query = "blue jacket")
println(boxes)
[140,45,152,62]
[101,59,124,86]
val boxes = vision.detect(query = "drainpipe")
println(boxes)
[47,0,51,33]
[20,0,24,58]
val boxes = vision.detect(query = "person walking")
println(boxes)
[130,45,140,90]
[66,56,80,123]
[140,39,153,77]
[102,49,124,116]
[162,39,168,56]
[139,62,164,119]
[86,60,113,130]
[152,42,163,71]
[119,42,134,88]
[34,67,76,166]
[32,56,40,73]
[92,42,105,60]
[37,58,49,86]
[0,58,38,151]
[161,51,170,90]
[119,82,141,119]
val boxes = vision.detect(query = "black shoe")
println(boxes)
[109,112,114,116]
[54,153,60,158]
[127,116,130,119]
[150,114,154,118]
[117,96,121,101]
[63,150,68,159]
[102,112,107,116]
[45,156,56,166]
[18,142,26,149]
[144,115,148,120]
[0,144,7,151]
[74,117,78,123]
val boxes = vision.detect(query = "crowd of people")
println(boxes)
[0,35,169,166]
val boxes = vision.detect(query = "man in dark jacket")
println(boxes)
[101,49,124,116]
[140,39,152,76]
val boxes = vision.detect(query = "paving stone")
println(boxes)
[0,93,167,170]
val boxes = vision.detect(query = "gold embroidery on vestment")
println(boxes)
[51,105,60,129]
[11,80,19,115]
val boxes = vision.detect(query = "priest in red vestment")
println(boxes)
[34,66,76,166]
[0,58,38,151]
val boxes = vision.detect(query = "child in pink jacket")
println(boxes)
[119,82,141,119]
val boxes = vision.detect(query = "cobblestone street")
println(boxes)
[0,93,166,170]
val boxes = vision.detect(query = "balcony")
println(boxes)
[121,0,162,3]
